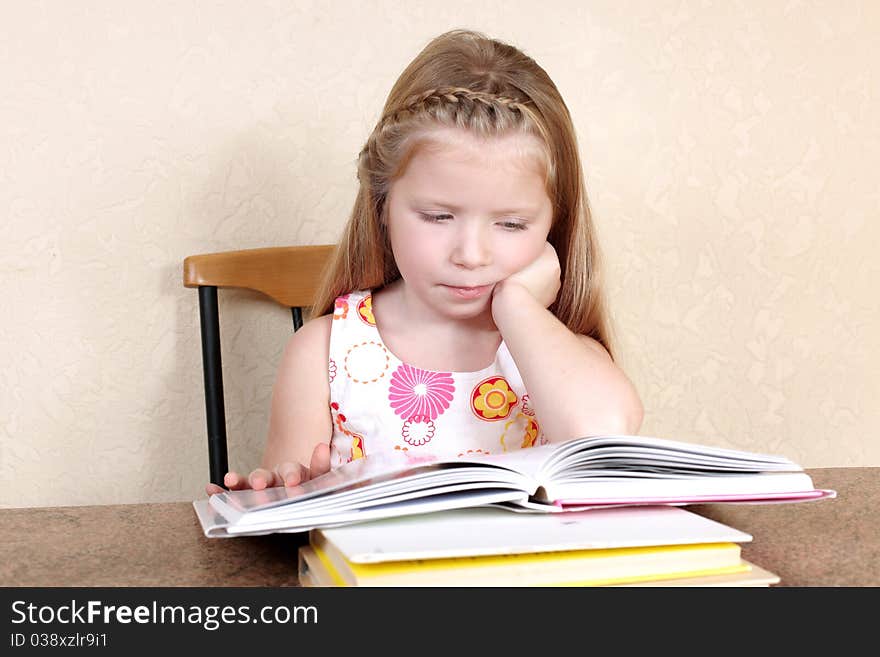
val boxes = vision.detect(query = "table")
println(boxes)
[1,467,876,586]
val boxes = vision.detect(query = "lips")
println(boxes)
[442,284,493,300]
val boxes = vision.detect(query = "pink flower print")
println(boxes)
[401,415,435,447]
[388,364,455,421]
[328,358,337,383]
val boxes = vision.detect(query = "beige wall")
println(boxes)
[2,1,877,508]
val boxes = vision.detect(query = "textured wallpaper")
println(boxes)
[1,1,877,508]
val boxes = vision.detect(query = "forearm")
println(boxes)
[492,284,643,441]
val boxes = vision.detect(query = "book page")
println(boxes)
[540,471,822,503]
[208,445,550,518]
[537,435,803,482]
[224,489,526,535]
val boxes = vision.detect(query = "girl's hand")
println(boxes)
[493,241,561,310]
[204,442,331,496]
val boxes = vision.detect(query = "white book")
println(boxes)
[195,433,835,537]
[311,505,753,563]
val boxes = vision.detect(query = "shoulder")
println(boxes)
[279,314,332,370]
[289,312,332,347]
[577,334,612,362]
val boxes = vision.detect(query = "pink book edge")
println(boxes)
[556,489,837,509]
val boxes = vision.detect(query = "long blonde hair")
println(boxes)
[313,29,614,357]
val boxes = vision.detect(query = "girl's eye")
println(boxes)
[419,213,452,223]
[417,213,526,231]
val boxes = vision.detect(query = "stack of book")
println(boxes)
[192,434,836,586]
[296,505,780,587]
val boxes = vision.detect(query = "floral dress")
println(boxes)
[327,289,547,469]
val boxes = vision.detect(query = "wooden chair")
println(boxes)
[183,245,335,486]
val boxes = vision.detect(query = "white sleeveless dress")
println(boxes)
[327,289,547,469]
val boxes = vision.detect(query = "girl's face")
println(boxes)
[385,127,553,322]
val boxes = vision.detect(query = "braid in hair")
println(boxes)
[358,86,539,182]
[391,86,529,122]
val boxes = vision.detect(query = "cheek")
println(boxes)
[388,223,438,276]
[502,234,548,271]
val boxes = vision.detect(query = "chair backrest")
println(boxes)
[183,244,336,485]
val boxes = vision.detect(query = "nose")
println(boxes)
[449,222,492,269]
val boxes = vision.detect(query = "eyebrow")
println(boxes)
[411,199,540,215]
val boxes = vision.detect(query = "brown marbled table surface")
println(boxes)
[1,467,875,587]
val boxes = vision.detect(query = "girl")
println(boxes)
[207,29,643,495]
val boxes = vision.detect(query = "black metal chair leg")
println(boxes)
[198,286,229,486]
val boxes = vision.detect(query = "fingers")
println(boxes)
[207,469,259,495]
[274,461,309,487]
[247,468,280,491]
[310,442,331,478]
[273,444,331,487]
[209,448,332,496]
[223,471,254,491]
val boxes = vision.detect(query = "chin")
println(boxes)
[413,284,495,320]
[442,299,493,321]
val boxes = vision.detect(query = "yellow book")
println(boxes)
[298,545,779,588]
[616,563,780,587]
[300,540,748,587]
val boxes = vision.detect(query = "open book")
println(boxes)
[194,434,835,537]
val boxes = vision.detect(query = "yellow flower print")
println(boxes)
[330,401,366,463]
[351,434,366,461]
[521,416,540,448]
[357,295,376,326]
[471,376,517,421]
